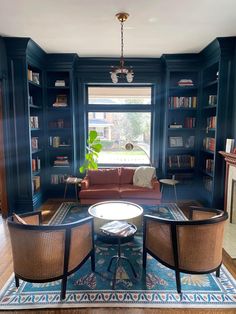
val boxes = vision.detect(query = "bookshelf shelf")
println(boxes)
[28,80,42,88]
[203,80,218,88]
[32,170,41,176]
[47,86,70,90]
[202,105,217,110]
[31,149,42,154]
[168,128,196,131]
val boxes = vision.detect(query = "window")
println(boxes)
[88,86,151,105]
[87,85,153,165]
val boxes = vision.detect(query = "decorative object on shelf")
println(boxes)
[30,116,39,129]
[169,123,183,129]
[185,135,195,148]
[169,136,183,148]
[110,12,134,84]
[28,69,40,84]
[53,95,68,107]
[225,139,235,153]
[125,142,152,166]
[177,79,194,87]
[79,130,102,173]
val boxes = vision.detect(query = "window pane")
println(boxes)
[88,87,151,105]
[88,112,151,164]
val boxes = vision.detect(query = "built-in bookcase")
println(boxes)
[198,62,219,205]
[165,70,199,184]
[28,65,44,203]
[46,71,74,195]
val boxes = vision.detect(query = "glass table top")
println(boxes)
[88,201,143,220]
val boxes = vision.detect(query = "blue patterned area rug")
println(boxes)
[0,203,236,310]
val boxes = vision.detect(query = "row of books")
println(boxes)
[49,136,70,148]
[206,116,216,129]
[205,158,214,174]
[168,155,195,169]
[203,176,213,192]
[31,137,39,151]
[208,95,217,106]
[32,157,41,172]
[32,176,40,193]
[184,117,196,128]
[28,69,40,85]
[53,156,70,167]
[203,137,215,152]
[30,116,39,129]
[49,119,70,129]
[51,174,67,184]
[168,96,197,109]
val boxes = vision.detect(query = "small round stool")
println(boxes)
[101,222,137,289]
[159,178,179,201]
[64,177,82,202]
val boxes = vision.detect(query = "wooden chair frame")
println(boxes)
[7,211,95,300]
[143,206,228,293]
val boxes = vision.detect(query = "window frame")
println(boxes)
[86,83,156,167]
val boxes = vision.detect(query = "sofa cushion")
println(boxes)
[133,166,156,188]
[79,185,120,199]
[119,184,160,200]
[119,167,135,184]
[88,169,119,185]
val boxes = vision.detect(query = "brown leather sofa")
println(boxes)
[79,168,162,205]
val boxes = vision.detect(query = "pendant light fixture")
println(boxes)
[110,12,134,84]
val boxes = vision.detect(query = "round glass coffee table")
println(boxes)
[88,201,143,242]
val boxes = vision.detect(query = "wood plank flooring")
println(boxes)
[0,199,236,314]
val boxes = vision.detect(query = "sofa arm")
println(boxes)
[151,178,161,191]
[81,176,90,190]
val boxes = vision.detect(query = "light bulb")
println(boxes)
[111,72,118,84]
[126,71,134,83]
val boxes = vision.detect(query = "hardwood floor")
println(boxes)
[0,199,236,314]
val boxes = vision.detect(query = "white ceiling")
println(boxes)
[0,0,236,58]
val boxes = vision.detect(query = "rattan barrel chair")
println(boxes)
[7,211,95,300]
[143,206,228,293]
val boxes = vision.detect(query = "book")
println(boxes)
[55,80,65,87]
[100,221,136,237]
[178,79,194,87]
[169,124,183,129]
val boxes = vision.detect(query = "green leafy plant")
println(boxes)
[79,130,102,174]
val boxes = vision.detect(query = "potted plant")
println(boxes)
[79,130,102,174]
